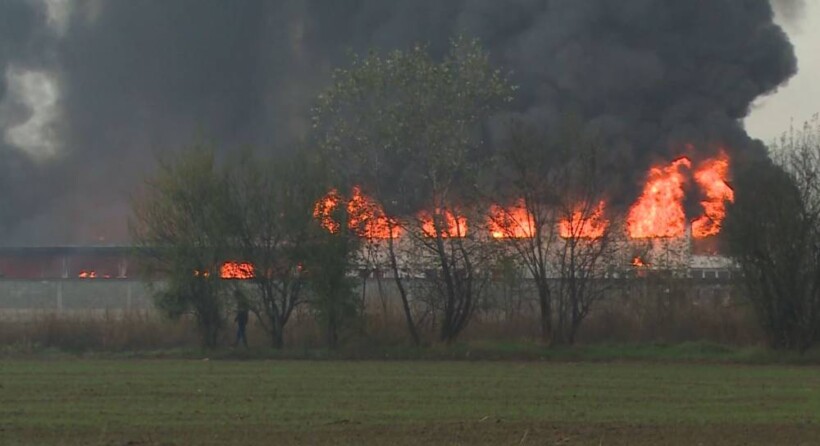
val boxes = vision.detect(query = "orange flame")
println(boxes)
[488,200,536,239]
[347,187,403,240]
[631,256,649,268]
[691,152,734,239]
[221,262,255,279]
[78,270,97,279]
[313,189,343,234]
[420,209,468,238]
[559,201,609,239]
[313,187,401,240]
[627,157,692,239]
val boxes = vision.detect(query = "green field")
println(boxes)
[1,360,819,445]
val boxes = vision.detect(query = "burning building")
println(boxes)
[311,147,736,279]
[0,246,133,280]
[0,1,798,318]
[619,150,736,273]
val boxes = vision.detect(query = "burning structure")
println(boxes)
[307,149,736,279]
[0,247,132,280]
[0,2,793,328]
[0,149,733,281]
[0,247,260,281]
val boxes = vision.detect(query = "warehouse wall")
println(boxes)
[0,280,154,312]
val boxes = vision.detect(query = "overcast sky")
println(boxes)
[746,2,820,142]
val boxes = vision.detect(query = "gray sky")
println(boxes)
[746,2,820,142]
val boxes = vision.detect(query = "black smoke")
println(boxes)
[0,0,797,245]
[0,1,52,236]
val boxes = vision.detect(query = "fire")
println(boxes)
[347,187,403,239]
[313,187,402,239]
[194,262,255,279]
[631,256,649,268]
[559,201,609,239]
[76,270,113,279]
[488,200,536,239]
[627,157,692,239]
[691,152,734,239]
[420,209,468,238]
[313,189,343,234]
[221,261,255,279]
[311,151,732,244]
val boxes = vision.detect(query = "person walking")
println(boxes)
[234,299,250,348]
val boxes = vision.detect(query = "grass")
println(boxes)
[9,339,820,367]
[1,359,820,445]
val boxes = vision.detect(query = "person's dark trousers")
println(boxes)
[235,325,248,347]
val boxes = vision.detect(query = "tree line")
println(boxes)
[131,39,820,352]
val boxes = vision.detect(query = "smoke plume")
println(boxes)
[0,0,797,245]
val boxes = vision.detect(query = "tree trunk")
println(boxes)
[537,281,552,345]
[262,284,285,349]
[327,299,339,349]
[327,315,338,349]
[198,300,222,349]
[375,272,388,326]
[387,235,421,345]
[202,321,220,349]
[271,317,284,349]
[434,237,459,343]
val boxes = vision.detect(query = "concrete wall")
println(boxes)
[0,280,154,312]
[0,279,413,313]
[0,277,735,313]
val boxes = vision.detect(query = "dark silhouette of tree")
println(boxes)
[489,119,616,345]
[312,38,514,344]
[225,151,323,348]
[131,147,232,348]
[725,116,820,352]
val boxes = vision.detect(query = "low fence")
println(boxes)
[0,277,753,345]
[0,276,735,312]
[0,280,154,313]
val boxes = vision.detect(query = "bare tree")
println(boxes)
[225,151,322,348]
[490,119,615,345]
[487,122,560,344]
[404,205,499,342]
[552,131,619,345]
[725,116,820,352]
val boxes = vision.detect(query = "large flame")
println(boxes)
[691,152,734,239]
[420,209,468,238]
[488,200,536,239]
[347,187,403,239]
[313,187,402,239]
[627,157,692,239]
[194,262,255,279]
[559,201,609,239]
[314,152,731,244]
[313,189,343,234]
[221,261,255,279]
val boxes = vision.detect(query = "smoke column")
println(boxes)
[0,0,796,245]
